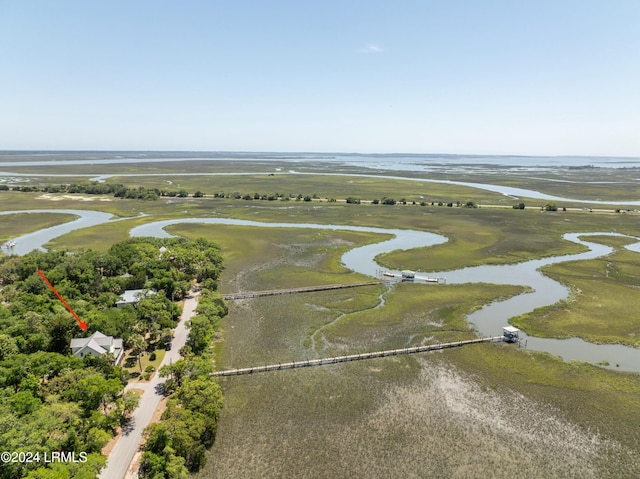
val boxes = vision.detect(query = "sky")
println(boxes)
[1,1,639,156]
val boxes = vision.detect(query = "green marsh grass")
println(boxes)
[165,223,387,291]
[191,222,640,478]
[319,282,527,354]
[0,212,77,244]
[203,281,640,478]
[511,235,640,346]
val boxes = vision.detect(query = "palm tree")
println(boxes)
[130,334,146,373]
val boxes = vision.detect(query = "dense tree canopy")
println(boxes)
[0,237,224,478]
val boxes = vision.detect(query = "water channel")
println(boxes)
[3,210,640,372]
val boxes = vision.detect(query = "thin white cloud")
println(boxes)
[361,43,383,53]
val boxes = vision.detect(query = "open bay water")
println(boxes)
[1,151,639,169]
[4,210,639,372]
[2,152,638,205]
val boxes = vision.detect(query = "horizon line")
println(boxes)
[0,149,639,160]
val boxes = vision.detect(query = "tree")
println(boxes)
[160,328,173,348]
[86,426,112,452]
[48,315,77,354]
[121,390,141,423]
[74,374,122,414]
[159,361,184,392]
[178,378,223,446]
[0,236,227,479]
[186,316,214,355]
[11,390,41,416]
[136,293,176,329]
[0,333,18,360]
[130,334,146,372]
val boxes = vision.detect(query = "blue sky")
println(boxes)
[1,1,639,156]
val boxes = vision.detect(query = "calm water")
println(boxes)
[1,151,639,169]
[0,209,115,255]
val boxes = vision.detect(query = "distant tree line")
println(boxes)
[3,182,196,201]
[2,183,484,208]
[202,191,483,208]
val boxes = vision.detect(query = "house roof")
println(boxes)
[70,331,124,364]
[71,331,113,355]
[116,289,154,305]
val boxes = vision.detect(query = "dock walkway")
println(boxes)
[213,336,504,377]
[222,281,383,300]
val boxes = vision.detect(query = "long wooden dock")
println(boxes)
[213,336,504,377]
[222,281,383,300]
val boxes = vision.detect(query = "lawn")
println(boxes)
[122,347,166,380]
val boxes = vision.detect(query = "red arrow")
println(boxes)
[36,269,87,331]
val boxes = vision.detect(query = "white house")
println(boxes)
[70,331,124,364]
[116,289,154,307]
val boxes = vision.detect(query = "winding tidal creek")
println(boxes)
[4,210,640,372]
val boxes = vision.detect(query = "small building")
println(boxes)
[116,289,154,307]
[401,270,416,281]
[70,331,124,364]
[502,326,521,343]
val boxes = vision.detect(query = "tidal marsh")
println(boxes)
[512,235,640,347]
[186,227,640,478]
[0,212,77,244]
